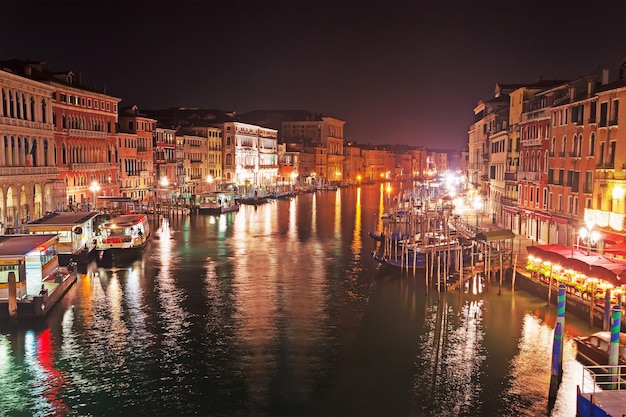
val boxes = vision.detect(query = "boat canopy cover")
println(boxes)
[475,229,515,241]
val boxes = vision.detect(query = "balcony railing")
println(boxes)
[517,171,540,181]
[0,166,58,177]
[68,163,111,171]
[504,172,516,181]
[520,137,542,147]
[68,129,108,139]
[501,196,518,207]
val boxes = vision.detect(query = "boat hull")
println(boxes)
[198,205,239,215]
[574,332,626,367]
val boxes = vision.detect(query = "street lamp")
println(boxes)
[89,181,100,211]
[579,220,600,256]
[472,196,483,227]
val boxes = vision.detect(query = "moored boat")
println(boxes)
[95,213,150,265]
[574,331,626,367]
[196,191,239,215]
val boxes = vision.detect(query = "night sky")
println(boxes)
[1,1,624,149]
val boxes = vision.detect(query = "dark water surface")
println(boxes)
[0,185,590,416]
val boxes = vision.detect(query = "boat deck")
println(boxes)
[578,391,626,416]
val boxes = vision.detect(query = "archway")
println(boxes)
[33,183,43,219]
[6,186,18,231]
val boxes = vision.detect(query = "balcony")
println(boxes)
[504,172,516,181]
[68,129,108,139]
[558,152,566,157]
[520,137,542,147]
[0,166,58,177]
[569,152,582,159]
[521,108,549,122]
[501,196,518,207]
[517,171,540,181]
[0,116,54,131]
[68,163,111,171]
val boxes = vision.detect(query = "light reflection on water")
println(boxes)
[0,186,592,416]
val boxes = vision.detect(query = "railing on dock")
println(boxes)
[580,364,626,393]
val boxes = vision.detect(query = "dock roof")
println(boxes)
[0,234,58,257]
[27,212,99,227]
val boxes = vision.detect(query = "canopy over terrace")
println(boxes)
[527,244,626,287]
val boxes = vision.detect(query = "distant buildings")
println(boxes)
[469,57,626,247]
[1,58,463,233]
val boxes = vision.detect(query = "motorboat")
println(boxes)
[574,331,626,367]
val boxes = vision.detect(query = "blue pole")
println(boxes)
[604,288,611,331]
[609,305,621,388]
[549,284,567,401]
[549,322,563,401]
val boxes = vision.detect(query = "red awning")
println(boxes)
[526,244,626,286]
[502,207,518,214]
[604,241,626,256]
[599,230,626,245]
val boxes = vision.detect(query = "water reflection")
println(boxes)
[0,186,594,416]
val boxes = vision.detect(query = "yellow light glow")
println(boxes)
[612,185,625,200]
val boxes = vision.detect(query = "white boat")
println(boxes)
[95,214,150,263]
[196,191,239,215]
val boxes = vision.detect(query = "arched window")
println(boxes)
[41,99,46,123]
[22,93,27,120]
[544,150,549,173]
[531,151,535,171]
[9,90,15,118]
[536,152,541,172]
[589,133,596,156]
[30,96,35,121]
[44,139,49,166]
[3,136,7,166]
[1,89,6,117]
[562,136,567,154]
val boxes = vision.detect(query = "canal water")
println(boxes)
[0,184,593,416]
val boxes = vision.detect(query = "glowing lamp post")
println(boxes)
[89,181,100,211]
[579,220,599,256]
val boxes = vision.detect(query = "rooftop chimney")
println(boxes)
[602,69,609,85]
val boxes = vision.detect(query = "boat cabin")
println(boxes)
[25,212,100,264]
[0,234,59,299]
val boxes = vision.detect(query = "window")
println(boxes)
[544,151,549,173]
[536,188,540,208]
[573,197,579,215]
[600,102,608,126]
[589,101,597,123]
[87,99,91,107]
[589,133,595,156]
[543,188,548,209]
[549,192,553,210]
[558,195,563,211]
[568,196,573,213]
[610,99,619,125]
